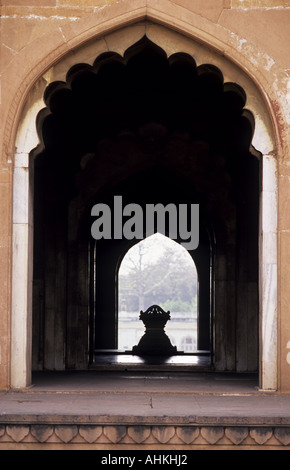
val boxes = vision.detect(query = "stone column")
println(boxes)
[259,154,278,390]
[11,152,34,388]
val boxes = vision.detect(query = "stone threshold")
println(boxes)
[1,395,290,449]
[1,372,290,448]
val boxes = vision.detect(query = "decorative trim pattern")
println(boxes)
[0,423,289,449]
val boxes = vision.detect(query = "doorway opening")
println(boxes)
[118,233,198,354]
[30,36,259,374]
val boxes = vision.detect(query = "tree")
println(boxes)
[119,233,197,312]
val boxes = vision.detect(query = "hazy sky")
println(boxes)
[119,232,196,275]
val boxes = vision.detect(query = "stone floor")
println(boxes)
[31,369,257,393]
[1,371,290,449]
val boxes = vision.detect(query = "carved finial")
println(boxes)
[132,304,177,356]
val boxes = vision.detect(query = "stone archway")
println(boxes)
[10,17,278,390]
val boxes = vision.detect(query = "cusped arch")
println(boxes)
[35,36,255,165]
[11,5,278,161]
[10,13,278,390]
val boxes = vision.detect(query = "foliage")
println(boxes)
[160,298,197,313]
[118,234,197,312]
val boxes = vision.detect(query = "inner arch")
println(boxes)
[118,233,198,352]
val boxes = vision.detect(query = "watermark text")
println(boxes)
[91,196,199,251]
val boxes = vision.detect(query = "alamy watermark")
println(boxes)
[91,196,199,251]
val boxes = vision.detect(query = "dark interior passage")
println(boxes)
[32,37,259,372]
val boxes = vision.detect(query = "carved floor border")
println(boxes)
[0,423,290,449]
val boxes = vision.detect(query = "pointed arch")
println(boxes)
[118,233,198,353]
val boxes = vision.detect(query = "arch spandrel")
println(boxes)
[13,18,277,162]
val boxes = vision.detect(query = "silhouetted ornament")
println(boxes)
[132,305,177,356]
